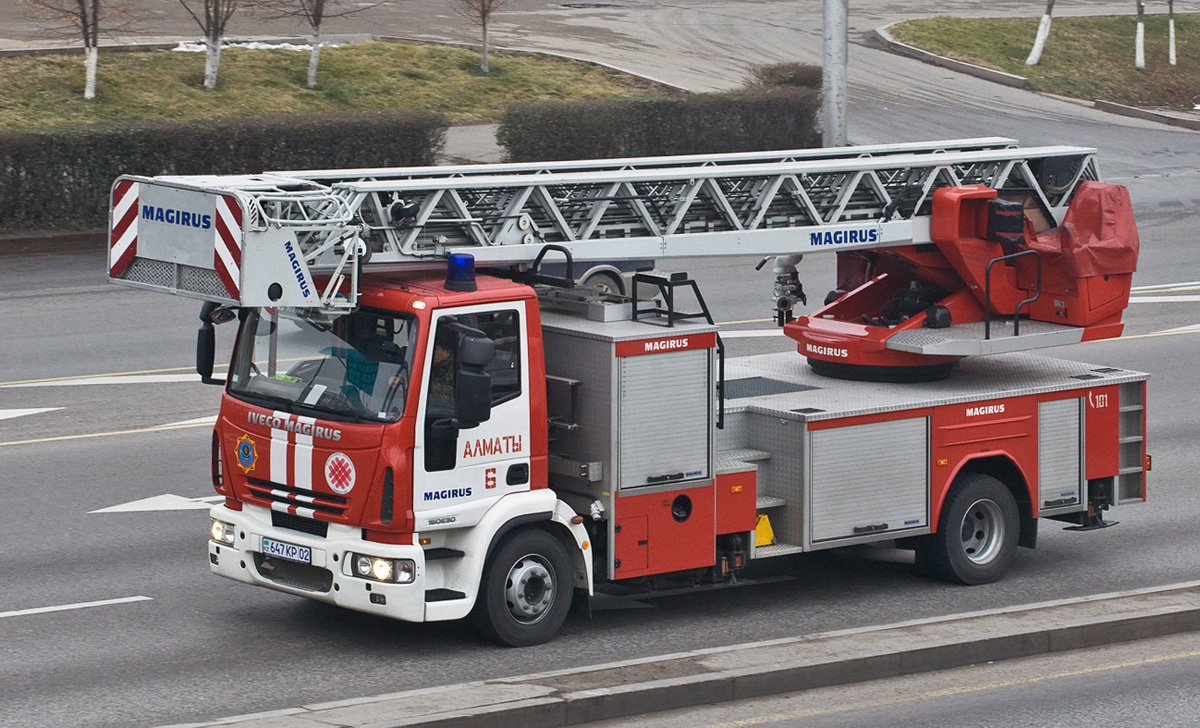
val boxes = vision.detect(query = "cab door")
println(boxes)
[412,301,530,530]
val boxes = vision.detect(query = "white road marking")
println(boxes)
[1129,295,1200,303]
[0,407,63,421]
[718,329,785,338]
[90,494,223,513]
[0,595,153,620]
[1132,280,1200,292]
[1,373,200,388]
[159,415,218,427]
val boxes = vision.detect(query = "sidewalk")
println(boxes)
[165,581,1200,728]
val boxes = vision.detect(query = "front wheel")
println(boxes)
[920,472,1019,585]
[474,528,574,647]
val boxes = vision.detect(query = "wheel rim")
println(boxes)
[583,274,621,295]
[958,498,1005,565]
[504,553,555,624]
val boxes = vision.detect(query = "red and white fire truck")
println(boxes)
[109,138,1148,645]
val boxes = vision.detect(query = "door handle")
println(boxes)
[506,463,530,485]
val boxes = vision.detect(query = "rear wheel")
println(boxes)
[474,528,573,646]
[920,472,1019,585]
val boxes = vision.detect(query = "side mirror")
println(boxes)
[196,302,229,386]
[454,332,495,427]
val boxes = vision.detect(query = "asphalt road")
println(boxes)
[2,2,1200,728]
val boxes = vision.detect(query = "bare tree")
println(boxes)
[1025,0,1055,65]
[451,0,506,73]
[177,0,242,88]
[1135,0,1146,69]
[19,0,139,99]
[254,0,381,88]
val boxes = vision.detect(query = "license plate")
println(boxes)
[261,537,311,565]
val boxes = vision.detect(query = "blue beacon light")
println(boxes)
[445,253,477,292]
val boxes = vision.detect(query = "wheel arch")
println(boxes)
[482,506,592,595]
[943,454,1037,549]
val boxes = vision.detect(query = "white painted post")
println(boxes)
[1026,0,1055,65]
[84,46,98,100]
[822,0,848,147]
[308,31,322,88]
[1135,0,1145,69]
[1169,0,1177,65]
[204,37,222,89]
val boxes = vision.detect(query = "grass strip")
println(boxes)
[0,40,674,131]
[889,14,1198,109]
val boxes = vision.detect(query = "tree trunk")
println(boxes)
[308,31,322,88]
[1025,0,1055,66]
[481,19,489,73]
[205,37,222,89]
[1135,1,1145,69]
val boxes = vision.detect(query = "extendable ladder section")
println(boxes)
[109,140,1100,313]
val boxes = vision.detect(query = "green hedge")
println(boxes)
[496,88,820,162]
[0,109,447,231]
[746,62,823,89]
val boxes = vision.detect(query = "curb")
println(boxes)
[872,23,1032,90]
[871,23,1200,133]
[0,229,105,256]
[163,581,1200,728]
[1094,99,1200,131]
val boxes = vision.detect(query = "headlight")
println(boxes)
[210,519,236,545]
[350,553,415,584]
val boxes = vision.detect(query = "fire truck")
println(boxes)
[108,138,1148,646]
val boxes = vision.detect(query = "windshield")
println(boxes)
[229,308,418,423]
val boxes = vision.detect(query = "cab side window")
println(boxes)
[423,309,521,472]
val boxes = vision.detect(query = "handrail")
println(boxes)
[984,249,1042,339]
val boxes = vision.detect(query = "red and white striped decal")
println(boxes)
[269,412,318,519]
[213,194,243,300]
[109,180,139,278]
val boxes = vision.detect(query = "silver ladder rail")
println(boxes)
[319,144,1097,262]
[270,137,1020,182]
[109,142,1099,313]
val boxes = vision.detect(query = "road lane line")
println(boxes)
[0,595,153,619]
[1132,280,1200,292]
[1129,295,1200,303]
[0,364,215,387]
[716,330,784,338]
[0,421,214,448]
[1,373,201,388]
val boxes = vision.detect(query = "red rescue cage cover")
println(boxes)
[1027,181,1140,278]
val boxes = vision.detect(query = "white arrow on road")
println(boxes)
[0,407,63,421]
[90,494,224,513]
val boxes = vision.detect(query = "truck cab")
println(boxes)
[208,266,590,646]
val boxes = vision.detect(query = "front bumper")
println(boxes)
[208,503,428,622]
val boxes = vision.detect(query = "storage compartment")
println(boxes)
[614,485,716,578]
[1038,398,1083,513]
[808,417,929,543]
[541,312,716,494]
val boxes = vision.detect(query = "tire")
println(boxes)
[580,271,624,296]
[921,472,1019,585]
[474,528,574,647]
